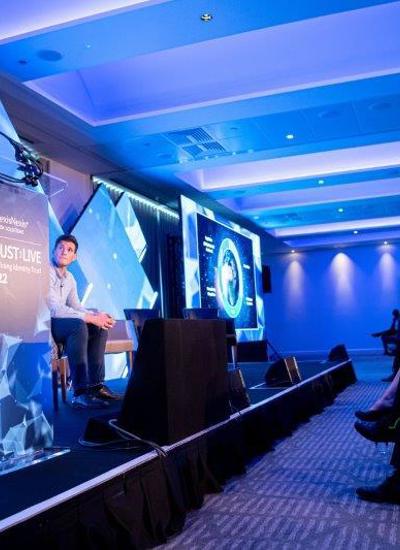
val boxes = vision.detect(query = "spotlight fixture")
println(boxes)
[291,249,295,254]
[253,215,260,220]
[318,179,324,185]
[384,241,388,245]
[285,133,295,140]
[200,13,213,22]
[353,230,358,235]
[338,207,344,213]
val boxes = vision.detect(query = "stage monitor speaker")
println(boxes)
[262,265,272,293]
[264,356,301,387]
[117,318,230,445]
[228,366,250,411]
[328,344,349,362]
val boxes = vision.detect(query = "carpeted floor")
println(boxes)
[161,354,400,549]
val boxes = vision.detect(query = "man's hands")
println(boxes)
[85,311,116,330]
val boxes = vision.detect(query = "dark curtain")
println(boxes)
[0,362,356,549]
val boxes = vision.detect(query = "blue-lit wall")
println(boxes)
[264,243,400,354]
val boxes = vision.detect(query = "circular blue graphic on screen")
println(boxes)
[217,238,243,318]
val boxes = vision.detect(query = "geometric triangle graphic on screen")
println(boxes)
[69,184,158,319]
[116,193,147,263]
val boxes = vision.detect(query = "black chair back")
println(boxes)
[182,307,219,320]
[124,308,161,339]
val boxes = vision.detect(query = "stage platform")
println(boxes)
[0,358,356,548]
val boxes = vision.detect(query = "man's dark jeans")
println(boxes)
[51,318,107,394]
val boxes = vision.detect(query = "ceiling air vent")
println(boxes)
[165,128,214,146]
[182,145,204,157]
[202,142,226,152]
[165,127,228,159]
[182,143,229,159]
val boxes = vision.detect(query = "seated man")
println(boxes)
[48,234,120,408]
[372,308,400,355]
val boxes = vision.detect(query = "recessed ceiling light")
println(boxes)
[200,13,213,22]
[291,249,295,254]
[253,215,260,220]
[286,133,295,140]
[338,207,344,213]
[384,240,389,245]
[318,179,324,185]
[85,44,92,49]
[353,230,358,234]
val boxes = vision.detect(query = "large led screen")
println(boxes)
[181,195,265,342]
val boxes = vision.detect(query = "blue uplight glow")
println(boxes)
[329,252,356,311]
[378,251,396,294]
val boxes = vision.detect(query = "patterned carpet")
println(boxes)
[161,355,400,549]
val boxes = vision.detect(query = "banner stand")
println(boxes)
[0,179,69,475]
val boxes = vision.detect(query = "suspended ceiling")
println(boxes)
[0,0,399,251]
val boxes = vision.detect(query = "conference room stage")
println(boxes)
[0,349,355,548]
